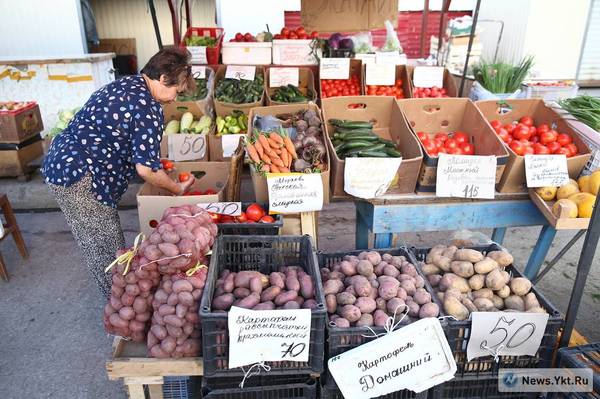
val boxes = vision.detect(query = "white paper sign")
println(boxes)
[436,154,496,199]
[187,46,208,64]
[227,306,311,369]
[278,44,315,65]
[225,65,256,81]
[344,157,402,199]
[168,134,207,161]
[413,66,444,88]
[320,58,350,80]
[196,202,242,216]
[191,66,206,79]
[365,64,396,86]
[328,318,456,398]
[267,173,324,213]
[221,134,244,157]
[354,53,376,65]
[269,67,299,87]
[467,312,549,361]
[525,155,569,187]
[375,51,407,65]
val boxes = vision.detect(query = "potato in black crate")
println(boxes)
[203,375,317,399]
[217,203,283,236]
[200,235,326,377]
[409,243,564,378]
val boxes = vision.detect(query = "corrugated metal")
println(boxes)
[578,0,600,82]
[91,0,216,69]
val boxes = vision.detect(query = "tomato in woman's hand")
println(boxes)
[453,131,469,144]
[178,172,191,182]
[519,116,534,127]
[556,133,572,146]
[236,212,248,223]
[260,215,275,223]
[160,159,174,171]
[246,203,265,222]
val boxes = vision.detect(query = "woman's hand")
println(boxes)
[176,175,195,196]
[136,164,185,195]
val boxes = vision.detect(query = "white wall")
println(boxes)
[217,0,296,40]
[0,0,86,57]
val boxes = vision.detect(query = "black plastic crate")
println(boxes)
[557,343,600,398]
[317,247,446,389]
[321,384,427,399]
[410,243,564,378]
[200,235,326,377]
[430,373,540,399]
[162,376,200,399]
[217,203,283,236]
[202,376,317,399]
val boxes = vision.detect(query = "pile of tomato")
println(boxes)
[413,86,449,98]
[416,131,475,157]
[365,79,405,99]
[490,116,579,157]
[274,26,318,40]
[210,203,275,224]
[230,32,257,42]
[321,76,361,98]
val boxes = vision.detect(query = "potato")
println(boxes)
[150,324,168,340]
[324,279,344,295]
[382,253,393,262]
[495,284,510,299]
[454,249,484,263]
[274,290,298,306]
[401,263,417,277]
[345,285,357,296]
[373,310,389,327]
[524,293,541,310]
[527,307,546,314]
[473,297,495,311]
[223,273,235,293]
[396,287,408,300]
[233,287,251,299]
[444,288,462,301]
[260,286,281,302]
[329,271,345,280]
[325,294,337,313]
[474,258,498,274]
[177,291,194,307]
[378,280,400,300]
[340,305,362,323]
[121,293,135,307]
[461,298,477,313]
[369,278,380,289]
[358,251,369,260]
[374,262,387,276]
[419,302,440,318]
[442,245,458,259]
[118,306,135,321]
[355,297,377,314]
[173,280,193,293]
[504,295,525,311]
[491,295,504,310]
[444,297,469,320]
[158,304,176,317]
[283,301,300,309]
[487,250,514,268]
[125,284,140,297]
[414,276,425,289]
[353,276,372,297]
[432,254,452,271]
[426,245,446,263]
[383,265,400,278]
[406,300,420,317]
[472,288,493,300]
[333,317,350,328]
[400,280,416,297]
[356,313,374,327]
[340,260,357,276]
[160,336,177,354]
[299,275,315,299]
[336,292,356,306]
[375,297,386,311]
[234,271,259,289]
[421,263,441,276]
[166,293,179,307]
[439,273,470,293]
[468,274,485,291]
[302,299,318,310]
[250,277,264,294]
[285,275,300,292]
[510,277,532,296]
[485,269,506,291]
[413,288,432,305]
[427,274,442,287]
[165,324,183,338]
[365,251,382,266]
[320,268,330,281]
[501,271,510,285]
[450,261,475,278]
[237,292,261,309]
[213,293,235,310]
[386,298,406,315]
[269,272,285,289]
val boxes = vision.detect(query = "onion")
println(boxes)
[302,136,319,147]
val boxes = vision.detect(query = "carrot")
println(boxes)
[253,138,264,158]
[270,164,281,173]
[260,164,270,173]
[274,148,282,155]
[280,148,289,168]
[283,136,298,159]
[279,167,290,173]
[268,137,281,149]
[258,134,271,153]
[269,132,284,145]
[271,157,285,168]
[260,152,272,165]
[246,143,261,164]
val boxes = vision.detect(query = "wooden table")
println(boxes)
[354,192,558,278]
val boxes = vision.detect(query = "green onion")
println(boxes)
[558,95,600,131]
[473,56,534,94]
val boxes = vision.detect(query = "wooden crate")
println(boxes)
[106,337,203,399]
[528,189,590,230]
[0,137,43,179]
[282,212,319,248]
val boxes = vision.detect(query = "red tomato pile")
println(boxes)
[230,32,257,42]
[321,77,361,98]
[210,203,275,224]
[365,79,405,99]
[184,189,217,196]
[413,86,449,98]
[490,116,579,157]
[274,26,318,40]
[416,131,475,157]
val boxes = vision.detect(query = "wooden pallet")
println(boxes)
[282,211,319,248]
[106,337,203,399]
[529,189,590,230]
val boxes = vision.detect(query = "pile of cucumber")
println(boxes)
[271,85,313,103]
[329,119,402,158]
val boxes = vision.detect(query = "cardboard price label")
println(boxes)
[328,318,456,398]
[365,63,396,86]
[187,46,208,64]
[228,306,311,369]
[525,155,569,187]
[344,157,402,199]
[168,134,207,161]
[436,154,496,199]
[320,58,350,80]
[269,67,300,87]
[266,173,324,213]
[196,202,242,216]
[413,66,444,88]
[191,66,206,79]
[375,51,406,65]
[221,134,244,157]
[225,65,256,81]
[467,312,549,361]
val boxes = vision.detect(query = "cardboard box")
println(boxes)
[300,0,398,32]
[476,99,592,193]
[397,98,509,192]
[222,42,272,65]
[0,103,43,143]
[136,161,229,236]
[161,101,211,161]
[0,134,43,177]
[213,65,265,117]
[321,96,424,198]
[90,38,136,55]
[407,66,459,98]
[319,59,363,98]
[362,64,412,98]
[265,67,317,105]
[247,103,331,204]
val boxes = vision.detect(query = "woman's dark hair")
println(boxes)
[141,46,193,90]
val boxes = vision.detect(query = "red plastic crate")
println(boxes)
[182,27,224,65]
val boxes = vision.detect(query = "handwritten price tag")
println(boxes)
[467,312,549,361]
[525,155,569,187]
[187,46,208,64]
[328,318,456,397]
[227,306,311,369]
[413,66,444,88]
[269,67,299,87]
[196,202,241,216]
[320,58,350,80]
[266,173,324,213]
[375,51,406,65]
[168,134,207,161]
[365,63,396,86]
[225,65,256,81]
[191,65,206,79]
[344,157,402,199]
[436,154,496,199]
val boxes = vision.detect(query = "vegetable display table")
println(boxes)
[354,192,556,279]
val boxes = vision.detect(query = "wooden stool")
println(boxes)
[0,194,28,281]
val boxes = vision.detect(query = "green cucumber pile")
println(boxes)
[272,85,313,103]
[329,119,402,158]
[215,73,264,104]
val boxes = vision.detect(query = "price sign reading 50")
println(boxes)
[168,134,206,162]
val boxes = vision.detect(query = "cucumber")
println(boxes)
[358,151,390,157]
[385,147,402,157]
[329,119,373,129]
[334,127,374,135]
[378,138,396,147]
[342,135,380,142]
[344,143,386,156]
[335,140,375,153]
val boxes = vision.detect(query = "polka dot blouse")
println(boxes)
[42,75,163,208]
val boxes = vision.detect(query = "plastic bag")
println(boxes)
[469,81,522,101]
[380,20,403,53]
[351,31,374,54]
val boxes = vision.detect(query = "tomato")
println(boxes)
[289,31,298,39]
[461,142,475,155]
[186,190,202,196]
[244,33,253,41]
[509,141,526,156]
[208,212,221,223]
[433,138,445,149]
[554,147,571,156]
[453,131,469,144]
[546,141,561,153]
[160,159,174,171]
[149,219,158,228]
[417,131,427,141]
[519,116,534,127]
[556,133,572,146]
[524,146,534,155]
[281,27,290,36]
[236,212,248,223]
[448,146,464,155]
[178,172,191,182]
[423,139,437,155]
[536,124,550,134]
[497,128,510,143]
[246,203,265,222]
[444,138,458,150]
[235,32,244,41]
[565,143,578,157]
[220,215,235,223]
[434,132,448,142]
[539,130,558,145]
[310,31,319,39]
[273,33,283,40]
[204,188,217,195]
[490,120,502,129]
[529,126,537,136]
[296,27,306,36]
[437,147,447,154]
[530,135,539,143]
[504,124,516,134]
[505,135,513,144]
[513,126,531,141]
[260,215,275,223]
[533,143,550,154]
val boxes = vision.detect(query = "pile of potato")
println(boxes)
[147,268,206,358]
[321,251,440,328]
[420,245,546,320]
[211,267,318,311]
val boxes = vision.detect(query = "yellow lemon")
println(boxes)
[589,170,600,195]
[578,175,591,193]
[535,186,557,201]
[568,192,596,218]
[552,199,578,218]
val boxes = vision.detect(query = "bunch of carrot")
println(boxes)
[246,129,297,173]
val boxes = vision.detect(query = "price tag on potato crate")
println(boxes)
[191,65,206,79]
[524,154,569,187]
[365,63,396,86]
[436,154,496,199]
[196,202,242,216]
[344,157,402,199]
[168,134,207,161]
[328,318,456,398]
[413,66,444,88]
[227,306,311,369]
[320,58,350,80]
[269,67,299,87]
[467,312,549,361]
[266,173,323,213]
[225,65,256,81]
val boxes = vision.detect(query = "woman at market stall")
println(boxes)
[42,46,196,299]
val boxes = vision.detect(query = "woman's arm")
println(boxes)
[136,164,194,195]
